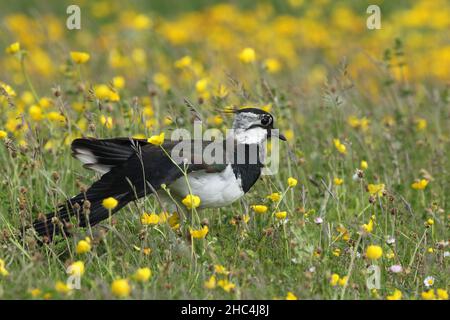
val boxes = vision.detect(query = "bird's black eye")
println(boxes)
[261,115,272,126]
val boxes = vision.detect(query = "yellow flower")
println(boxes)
[239,47,256,63]
[153,73,171,91]
[47,112,66,124]
[140,212,159,225]
[195,78,209,94]
[333,139,347,154]
[385,250,395,259]
[29,105,43,121]
[361,218,374,233]
[102,197,118,210]
[174,56,192,69]
[70,51,90,64]
[415,118,427,131]
[367,183,385,197]
[251,205,268,214]
[267,192,281,202]
[275,211,287,220]
[284,129,294,141]
[411,179,428,190]
[189,225,209,239]
[332,248,341,257]
[437,289,448,300]
[147,132,165,146]
[0,130,7,140]
[334,177,344,186]
[217,279,236,292]
[163,116,173,126]
[168,212,180,230]
[425,218,434,226]
[338,276,348,287]
[76,238,91,254]
[112,76,125,89]
[214,265,229,275]
[132,14,152,30]
[285,291,298,300]
[94,84,120,101]
[264,58,281,73]
[386,289,402,300]
[182,194,201,209]
[360,160,368,170]
[204,275,216,289]
[133,267,152,282]
[55,281,71,295]
[366,245,383,260]
[68,261,85,276]
[111,279,131,298]
[421,289,436,300]
[29,288,42,298]
[0,258,9,276]
[6,42,20,54]
[287,177,298,187]
[100,115,113,129]
[330,273,340,286]
[427,247,434,253]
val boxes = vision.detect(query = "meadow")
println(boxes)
[0,0,448,300]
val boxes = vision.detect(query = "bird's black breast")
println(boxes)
[231,144,263,193]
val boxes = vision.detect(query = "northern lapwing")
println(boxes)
[32,108,286,240]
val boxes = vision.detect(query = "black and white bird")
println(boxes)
[32,108,285,240]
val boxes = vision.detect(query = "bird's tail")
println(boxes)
[32,192,129,241]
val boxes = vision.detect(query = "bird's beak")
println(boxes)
[270,130,287,141]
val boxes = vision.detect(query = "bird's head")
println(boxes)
[231,108,286,144]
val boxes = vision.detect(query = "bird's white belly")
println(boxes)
[169,165,244,208]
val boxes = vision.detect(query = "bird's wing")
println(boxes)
[72,137,150,174]
[71,137,228,199]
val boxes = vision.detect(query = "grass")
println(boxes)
[0,1,448,300]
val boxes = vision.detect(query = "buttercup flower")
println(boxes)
[141,212,159,225]
[421,289,436,300]
[367,184,385,197]
[251,205,268,214]
[147,132,165,146]
[133,267,152,282]
[182,194,201,209]
[365,245,383,260]
[102,197,118,210]
[76,238,91,254]
[334,177,343,186]
[68,261,85,276]
[0,130,7,140]
[0,258,9,276]
[437,289,448,300]
[5,42,20,54]
[275,211,287,220]
[111,278,131,298]
[190,225,209,239]
[217,279,236,292]
[333,139,346,154]
[70,51,90,64]
[204,275,216,289]
[360,160,368,170]
[287,177,298,187]
[267,192,281,202]
[239,47,256,63]
[214,265,229,275]
[411,179,428,190]
[55,281,71,295]
[285,292,298,300]
[386,289,402,300]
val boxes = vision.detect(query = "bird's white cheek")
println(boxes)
[235,127,267,144]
